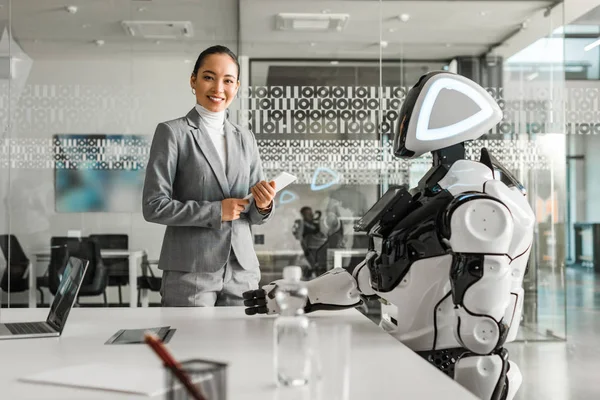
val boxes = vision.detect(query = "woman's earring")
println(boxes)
[191,88,196,95]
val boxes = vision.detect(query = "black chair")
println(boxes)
[36,237,78,305]
[0,235,42,300]
[137,255,161,307]
[48,237,108,305]
[89,234,129,306]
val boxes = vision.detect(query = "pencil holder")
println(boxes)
[165,359,227,400]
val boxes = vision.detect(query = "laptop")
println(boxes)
[0,256,89,340]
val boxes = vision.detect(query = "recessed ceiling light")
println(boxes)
[330,61,339,65]
[399,13,410,22]
[138,7,147,12]
[65,5,78,14]
[94,40,105,46]
[480,11,489,17]
[321,9,331,14]
[445,43,452,47]
[184,59,192,64]
[310,42,316,47]
[380,40,388,48]
[276,13,348,32]
[389,28,397,33]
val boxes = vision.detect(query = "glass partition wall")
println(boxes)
[0,0,9,309]
[1,0,567,344]
[0,0,239,308]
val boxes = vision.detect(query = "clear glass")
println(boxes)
[0,0,9,309]
[274,314,311,387]
[0,0,568,349]
[309,323,351,400]
[2,0,240,307]
[238,0,384,290]
[165,359,227,400]
[503,6,567,341]
[274,276,310,386]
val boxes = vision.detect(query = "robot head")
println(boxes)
[393,71,502,159]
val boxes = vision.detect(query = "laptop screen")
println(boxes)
[46,257,89,332]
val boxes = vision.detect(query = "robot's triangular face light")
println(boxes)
[416,77,494,142]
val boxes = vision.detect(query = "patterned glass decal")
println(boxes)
[0,85,568,185]
[0,136,547,185]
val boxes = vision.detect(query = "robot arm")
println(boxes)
[442,193,517,400]
[442,193,514,355]
[243,257,376,315]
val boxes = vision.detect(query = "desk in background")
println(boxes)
[32,249,148,308]
[0,307,477,400]
[328,248,368,270]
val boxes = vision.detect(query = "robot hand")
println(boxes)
[243,267,366,316]
[243,281,282,315]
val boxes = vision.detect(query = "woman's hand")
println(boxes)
[251,181,276,210]
[221,198,250,221]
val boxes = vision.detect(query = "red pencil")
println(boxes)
[144,332,206,400]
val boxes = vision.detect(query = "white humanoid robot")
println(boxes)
[243,72,535,400]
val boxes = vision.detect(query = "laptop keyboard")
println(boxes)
[5,322,55,335]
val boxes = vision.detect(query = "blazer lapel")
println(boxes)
[186,108,230,198]
[224,120,240,190]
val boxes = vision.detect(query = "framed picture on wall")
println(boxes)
[53,134,148,213]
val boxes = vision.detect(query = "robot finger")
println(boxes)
[244,305,269,315]
[243,298,267,307]
[243,289,266,300]
[244,307,258,315]
[255,306,268,314]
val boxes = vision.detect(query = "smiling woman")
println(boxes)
[142,45,277,307]
[190,46,241,112]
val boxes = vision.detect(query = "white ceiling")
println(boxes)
[572,4,600,26]
[0,0,239,58]
[0,0,556,60]
[241,0,555,59]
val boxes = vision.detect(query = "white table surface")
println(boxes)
[0,307,477,400]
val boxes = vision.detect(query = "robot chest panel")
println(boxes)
[369,192,454,292]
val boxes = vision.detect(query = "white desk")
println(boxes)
[255,249,305,257]
[32,249,148,308]
[329,248,368,269]
[0,307,477,400]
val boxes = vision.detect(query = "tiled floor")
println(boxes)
[507,267,600,400]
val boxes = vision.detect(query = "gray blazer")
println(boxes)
[142,107,273,273]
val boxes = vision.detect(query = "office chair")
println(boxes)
[137,255,161,307]
[0,234,43,302]
[48,237,108,305]
[89,234,129,306]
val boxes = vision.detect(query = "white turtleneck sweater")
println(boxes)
[195,104,227,172]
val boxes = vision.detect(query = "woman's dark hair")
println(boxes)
[192,45,240,80]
